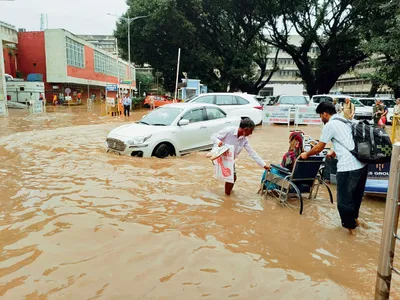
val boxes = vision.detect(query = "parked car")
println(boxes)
[358,97,395,124]
[187,93,263,125]
[310,94,373,121]
[143,95,179,108]
[106,103,240,158]
[266,95,309,120]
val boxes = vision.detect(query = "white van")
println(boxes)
[310,94,373,121]
[6,81,45,104]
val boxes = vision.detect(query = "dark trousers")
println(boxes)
[336,165,368,229]
[123,105,130,117]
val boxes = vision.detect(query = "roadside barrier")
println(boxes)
[262,105,322,127]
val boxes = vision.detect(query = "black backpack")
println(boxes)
[334,118,392,163]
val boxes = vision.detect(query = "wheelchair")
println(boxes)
[261,156,333,214]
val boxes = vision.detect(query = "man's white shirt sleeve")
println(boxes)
[243,141,266,167]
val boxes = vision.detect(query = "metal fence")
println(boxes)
[375,142,400,299]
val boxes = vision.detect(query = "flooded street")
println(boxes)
[0,105,398,299]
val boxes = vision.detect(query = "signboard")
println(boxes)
[263,106,290,124]
[368,163,390,178]
[295,106,322,125]
[120,79,132,85]
[65,88,71,95]
[106,84,118,92]
[106,97,115,106]
[32,100,44,114]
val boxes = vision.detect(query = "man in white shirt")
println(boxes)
[123,94,132,117]
[299,102,367,234]
[211,118,270,196]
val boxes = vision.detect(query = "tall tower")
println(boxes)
[40,14,45,31]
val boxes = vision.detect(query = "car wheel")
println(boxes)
[154,143,171,158]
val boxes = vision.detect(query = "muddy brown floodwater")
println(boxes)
[0,104,398,299]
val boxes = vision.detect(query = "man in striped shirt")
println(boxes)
[300,102,367,234]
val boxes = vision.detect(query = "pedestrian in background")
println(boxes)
[373,99,384,126]
[150,96,155,110]
[333,99,342,114]
[299,102,367,234]
[123,94,132,117]
[343,98,355,120]
[380,103,389,127]
[52,94,58,106]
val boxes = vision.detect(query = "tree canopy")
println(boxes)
[264,0,390,96]
[115,0,394,96]
[362,1,400,97]
[115,0,279,94]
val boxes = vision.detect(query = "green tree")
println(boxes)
[363,2,400,97]
[263,0,388,96]
[136,71,154,94]
[115,0,279,94]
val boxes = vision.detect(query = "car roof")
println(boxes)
[274,94,306,98]
[195,92,258,98]
[162,102,220,109]
[312,94,354,98]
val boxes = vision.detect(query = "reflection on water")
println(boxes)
[0,104,397,299]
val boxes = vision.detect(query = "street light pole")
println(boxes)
[107,13,148,83]
[128,15,131,81]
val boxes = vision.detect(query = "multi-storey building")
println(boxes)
[77,35,117,55]
[17,29,136,101]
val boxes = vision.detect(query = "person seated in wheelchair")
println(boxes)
[259,132,304,191]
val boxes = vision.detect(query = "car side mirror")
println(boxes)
[178,119,190,126]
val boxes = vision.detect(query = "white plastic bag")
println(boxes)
[213,144,235,183]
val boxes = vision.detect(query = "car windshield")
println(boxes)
[279,96,308,105]
[139,107,183,126]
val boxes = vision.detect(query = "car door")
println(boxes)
[205,107,232,144]
[176,108,209,152]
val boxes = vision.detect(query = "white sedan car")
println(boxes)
[106,103,240,158]
[187,93,263,125]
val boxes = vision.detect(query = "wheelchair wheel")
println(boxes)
[266,178,304,215]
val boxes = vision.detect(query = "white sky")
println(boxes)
[0,0,128,35]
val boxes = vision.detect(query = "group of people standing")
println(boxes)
[212,101,369,235]
[334,97,400,127]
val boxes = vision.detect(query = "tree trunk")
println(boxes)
[392,86,400,98]
[368,82,379,97]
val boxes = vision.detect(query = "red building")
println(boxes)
[17,29,136,102]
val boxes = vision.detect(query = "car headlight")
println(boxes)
[127,135,152,145]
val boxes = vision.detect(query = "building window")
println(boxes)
[94,50,122,77]
[66,37,84,68]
